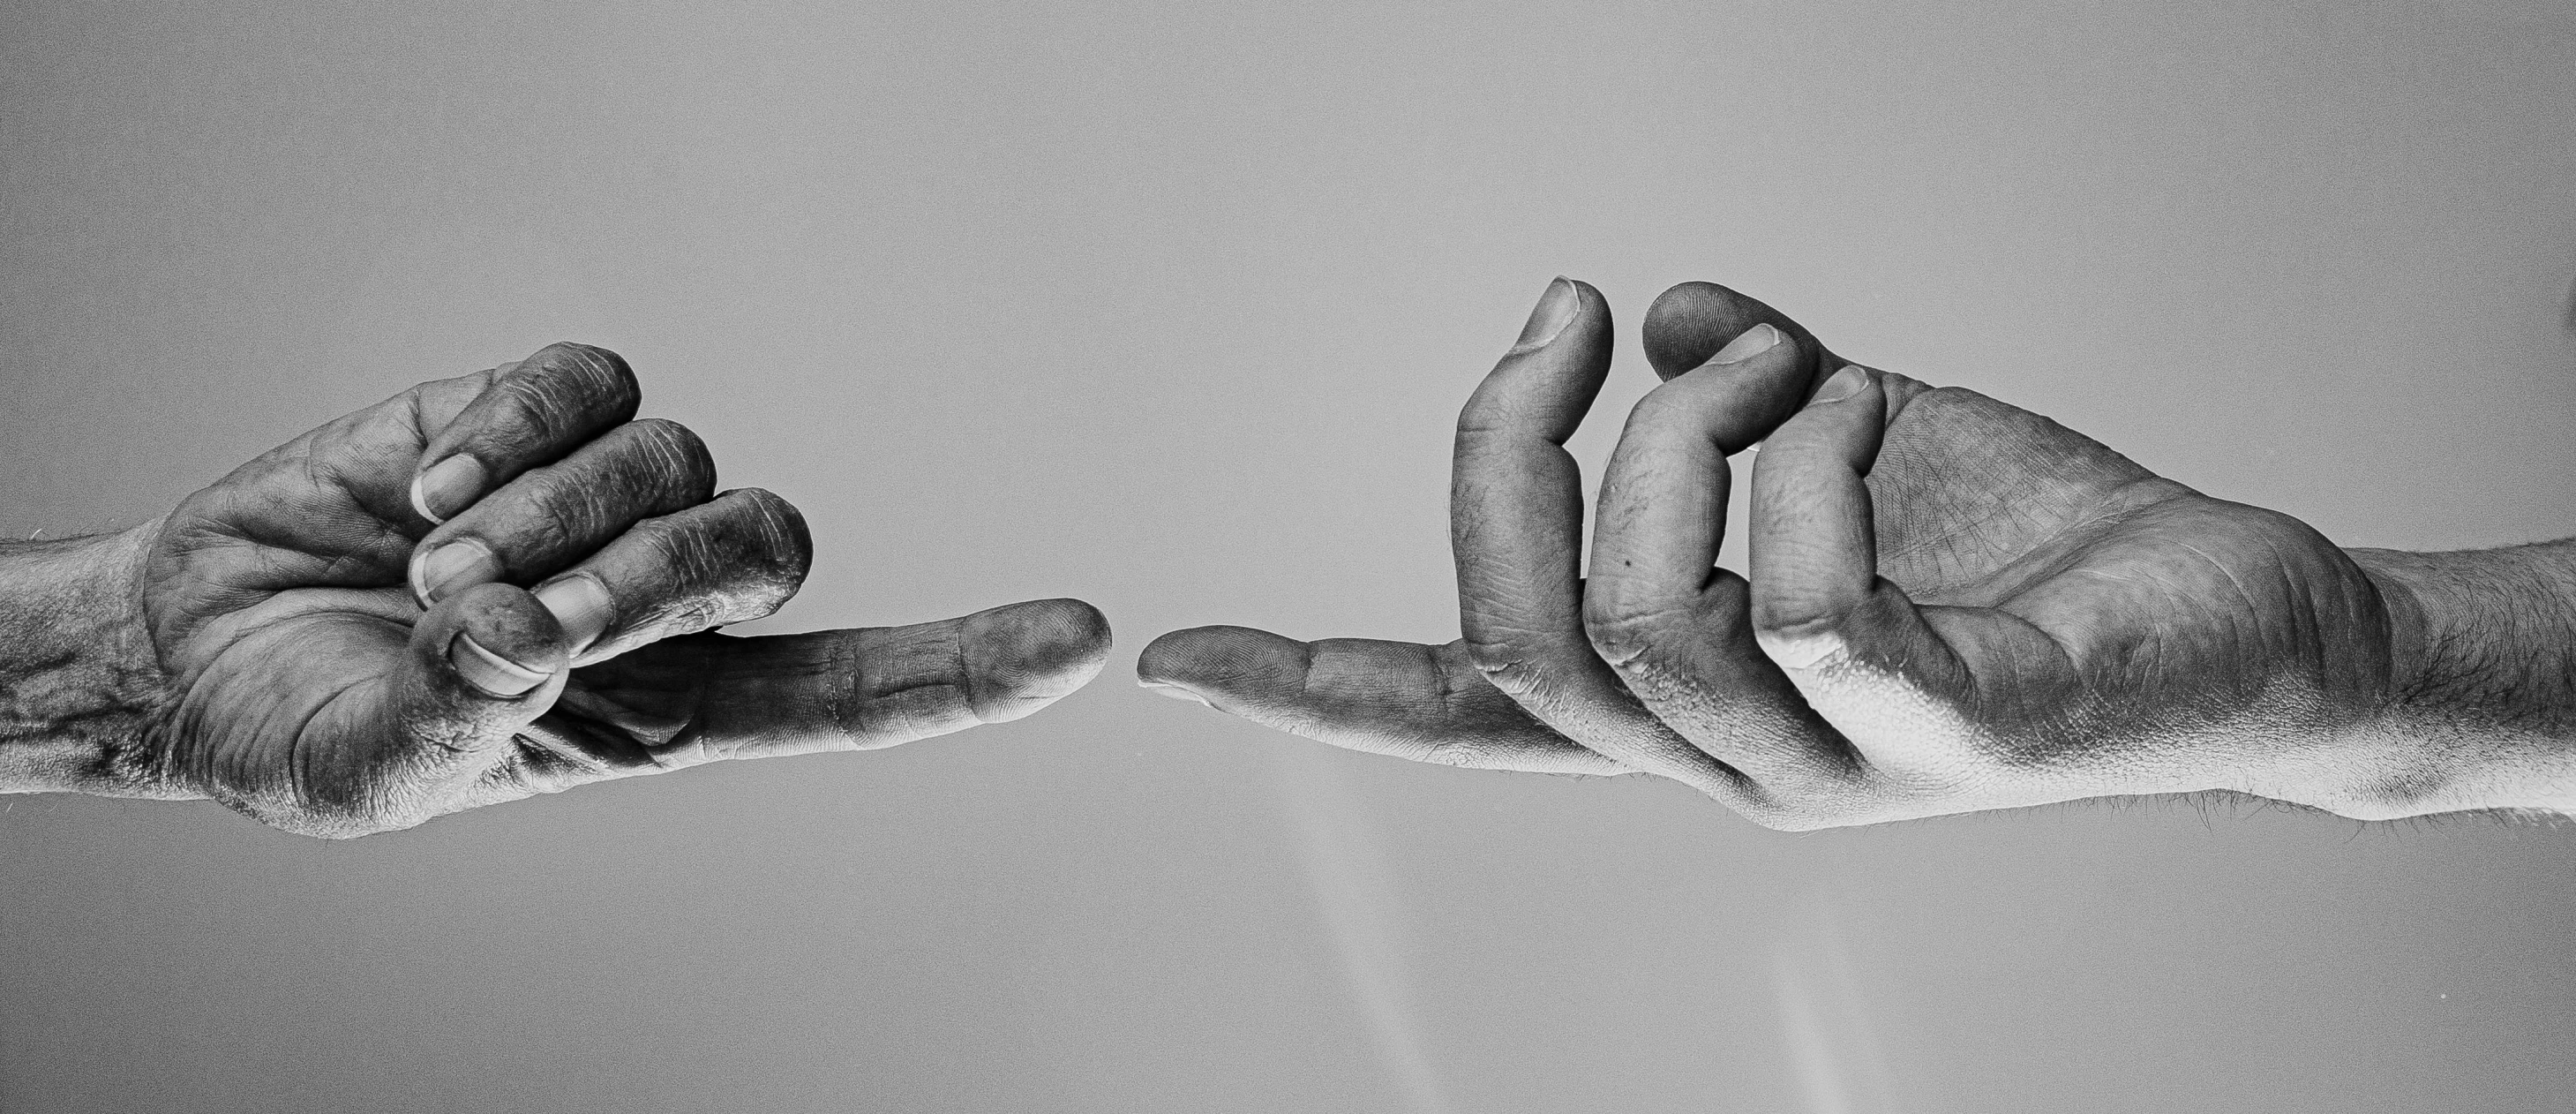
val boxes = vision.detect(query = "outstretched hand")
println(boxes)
[134,343,1108,836]
[1141,280,2427,828]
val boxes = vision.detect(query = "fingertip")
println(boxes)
[1134,625,1308,699]
[1642,281,1836,385]
[723,486,816,581]
[1644,282,1758,378]
[432,583,570,702]
[960,598,1113,722]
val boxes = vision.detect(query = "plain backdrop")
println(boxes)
[4,2,2574,1111]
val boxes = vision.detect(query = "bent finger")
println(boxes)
[409,342,642,524]
[1586,326,1860,785]
[1588,320,1806,629]
[528,487,815,665]
[408,418,719,606]
[1136,626,1630,777]
[1453,278,1732,789]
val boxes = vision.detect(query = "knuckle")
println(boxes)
[508,342,642,431]
[624,418,717,496]
[489,371,578,450]
[627,510,697,567]
[1581,605,1673,670]
[1421,739,1487,768]
[1729,795,1845,832]
[631,416,711,466]
[1720,773,1884,832]
[1461,638,1544,696]
[510,476,589,553]
[260,791,410,839]
[538,341,637,391]
[1620,385,1694,435]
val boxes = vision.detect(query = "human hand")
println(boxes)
[1140,280,2452,828]
[111,343,1107,837]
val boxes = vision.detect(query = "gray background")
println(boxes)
[5,2,2573,1110]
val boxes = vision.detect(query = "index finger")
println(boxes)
[629,597,1109,765]
[409,342,642,524]
[451,598,1108,802]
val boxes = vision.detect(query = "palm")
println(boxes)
[1855,380,2396,763]
[138,375,661,821]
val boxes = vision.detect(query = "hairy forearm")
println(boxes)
[0,522,190,798]
[2347,541,2576,817]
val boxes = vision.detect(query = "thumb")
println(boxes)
[379,582,572,813]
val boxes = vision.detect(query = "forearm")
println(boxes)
[0,521,189,798]
[2346,541,2576,817]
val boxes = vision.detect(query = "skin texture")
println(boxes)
[0,343,1110,838]
[1139,280,2576,829]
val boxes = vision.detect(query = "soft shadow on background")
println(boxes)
[5,3,2573,1111]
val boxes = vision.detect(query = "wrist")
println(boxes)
[0,519,192,799]
[2332,544,2576,817]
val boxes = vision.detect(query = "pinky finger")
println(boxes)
[1137,626,1632,777]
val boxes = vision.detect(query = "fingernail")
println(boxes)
[534,575,617,655]
[1754,627,1848,671]
[1138,681,1213,708]
[409,538,500,606]
[1508,276,1581,354]
[447,632,552,697]
[1809,365,1869,404]
[1706,323,1784,366]
[409,455,489,524]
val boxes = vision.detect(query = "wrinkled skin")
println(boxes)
[130,342,1108,837]
[1142,281,2436,829]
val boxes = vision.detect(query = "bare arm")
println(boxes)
[0,525,191,799]
[2348,543,2576,817]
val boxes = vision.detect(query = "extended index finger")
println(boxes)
[452,598,1109,802]
[645,597,1108,764]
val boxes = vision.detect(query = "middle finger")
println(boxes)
[408,418,717,606]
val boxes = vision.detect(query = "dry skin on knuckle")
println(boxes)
[504,473,589,557]
[489,344,632,452]
[1421,738,1489,768]
[1461,636,1550,696]
[543,342,638,405]
[1581,591,1700,670]
[627,418,716,493]
[486,372,580,455]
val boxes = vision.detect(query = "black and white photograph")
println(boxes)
[4,2,2573,1110]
